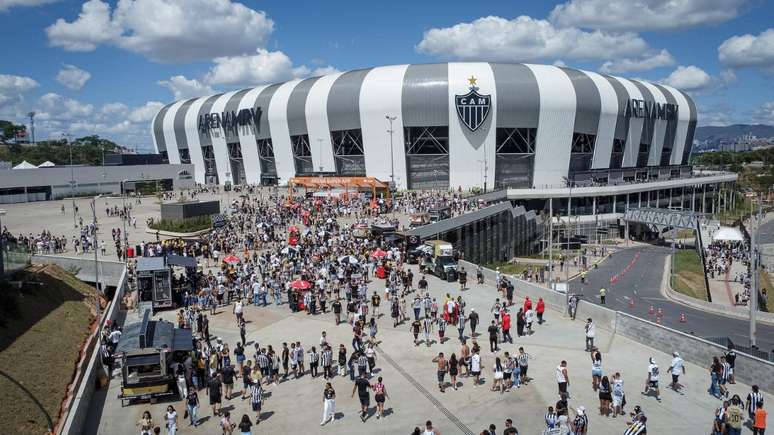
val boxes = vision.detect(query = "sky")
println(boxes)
[0,0,772,151]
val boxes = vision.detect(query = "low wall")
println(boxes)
[57,266,127,435]
[461,259,774,393]
[31,255,125,287]
[616,312,774,392]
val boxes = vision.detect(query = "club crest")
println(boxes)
[455,75,491,132]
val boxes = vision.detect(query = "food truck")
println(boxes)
[115,310,192,406]
[136,257,173,311]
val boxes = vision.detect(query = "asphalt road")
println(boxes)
[569,244,774,354]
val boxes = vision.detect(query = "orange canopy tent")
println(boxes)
[288,176,391,199]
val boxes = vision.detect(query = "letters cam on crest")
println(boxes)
[455,75,491,132]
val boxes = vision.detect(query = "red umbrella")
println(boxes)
[288,225,299,233]
[223,255,240,264]
[290,279,311,290]
[371,248,388,259]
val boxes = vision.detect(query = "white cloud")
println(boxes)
[660,65,712,91]
[660,65,713,93]
[36,92,94,121]
[599,49,675,74]
[718,28,774,71]
[157,75,215,100]
[416,16,650,62]
[101,102,128,115]
[200,48,340,87]
[550,0,746,31]
[697,104,737,127]
[753,101,774,125]
[0,0,57,12]
[46,0,274,63]
[0,73,39,113]
[127,101,163,123]
[56,64,91,90]
[552,60,566,67]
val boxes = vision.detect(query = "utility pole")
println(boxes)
[64,133,77,228]
[121,180,129,260]
[385,115,396,188]
[750,194,760,348]
[27,112,35,145]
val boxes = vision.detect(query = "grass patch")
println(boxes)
[486,261,539,276]
[676,229,695,239]
[148,215,212,233]
[0,265,96,435]
[672,250,708,301]
[759,270,773,312]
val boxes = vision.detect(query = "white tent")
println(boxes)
[712,226,744,242]
[12,160,36,169]
[37,161,55,167]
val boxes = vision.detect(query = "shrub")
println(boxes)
[148,215,212,233]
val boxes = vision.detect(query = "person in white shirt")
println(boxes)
[584,318,595,352]
[470,352,482,386]
[668,351,685,392]
[643,357,661,401]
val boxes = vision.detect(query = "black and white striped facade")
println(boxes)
[151,62,697,190]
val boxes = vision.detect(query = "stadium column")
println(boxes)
[162,99,186,165]
[448,62,497,190]
[583,71,618,170]
[360,65,410,189]
[306,72,343,173]
[612,77,645,168]
[209,91,240,185]
[182,97,209,184]
[268,80,303,184]
[661,85,692,166]
[234,85,270,185]
[637,81,668,166]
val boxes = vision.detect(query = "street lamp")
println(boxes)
[0,209,5,277]
[63,133,77,228]
[120,180,129,260]
[385,115,396,188]
[316,138,324,173]
[90,195,102,320]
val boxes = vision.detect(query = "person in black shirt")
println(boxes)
[222,365,235,400]
[207,373,222,417]
[332,299,342,325]
[488,321,499,353]
[469,309,479,337]
[458,268,467,290]
[411,319,422,346]
[351,373,372,422]
[503,418,519,434]
[238,414,252,433]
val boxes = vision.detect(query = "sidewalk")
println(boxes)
[706,259,746,306]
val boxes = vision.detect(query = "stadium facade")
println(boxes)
[151,62,700,188]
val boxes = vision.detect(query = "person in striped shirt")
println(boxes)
[308,346,320,377]
[249,379,263,424]
[623,415,647,434]
[321,346,333,379]
[517,347,530,385]
[747,385,764,421]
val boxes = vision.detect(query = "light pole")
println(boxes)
[64,133,77,228]
[90,195,102,320]
[120,180,129,260]
[316,138,324,173]
[385,115,396,188]
[750,194,761,348]
[0,209,5,277]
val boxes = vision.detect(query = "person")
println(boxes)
[612,372,625,418]
[411,318,422,346]
[185,388,200,426]
[249,379,263,424]
[623,415,647,435]
[725,344,737,384]
[747,385,764,422]
[222,364,235,400]
[556,360,570,398]
[208,372,223,417]
[237,414,252,435]
[713,401,728,435]
[488,320,499,353]
[332,298,342,324]
[424,420,441,435]
[503,418,518,435]
[536,298,545,324]
[545,406,558,429]
[137,410,154,435]
[598,375,612,417]
[164,405,177,435]
[471,350,482,386]
[571,406,589,434]
[517,347,529,385]
[584,318,595,352]
[668,351,685,392]
[321,382,336,426]
[753,401,767,435]
[568,293,578,320]
[642,357,661,402]
[726,395,744,435]
[591,349,602,391]
[599,287,606,304]
[469,308,479,337]
[372,376,389,419]
[448,353,459,391]
[710,356,722,399]
[459,267,467,290]
[492,357,504,394]
[433,352,448,393]
[220,411,235,435]
[352,372,372,422]
[501,310,512,344]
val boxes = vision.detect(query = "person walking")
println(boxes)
[448,353,459,391]
[433,352,448,393]
[372,376,389,419]
[668,351,685,392]
[556,360,570,398]
[491,357,505,394]
[249,379,264,424]
[352,373,372,422]
[599,287,606,304]
[471,350,482,386]
[469,308,479,337]
[501,310,513,344]
[726,395,745,435]
[320,382,336,426]
[487,320,499,353]
[642,357,661,402]
[752,401,767,435]
[165,405,178,435]
[584,318,595,352]
[747,385,764,423]
[237,414,252,435]
[185,388,200,426]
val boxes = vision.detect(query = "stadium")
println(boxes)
[152,62,735,218]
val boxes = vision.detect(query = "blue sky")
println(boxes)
[0,0,772,150]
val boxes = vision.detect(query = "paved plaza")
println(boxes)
[87,267,770,434]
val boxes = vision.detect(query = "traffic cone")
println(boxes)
[657,308,663,317]
[649,305,654,315]
[679,312,686,323]
[628,297,635,308]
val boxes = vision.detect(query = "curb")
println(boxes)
[661,255,774,326]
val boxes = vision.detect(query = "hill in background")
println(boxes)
[696,124,774,141]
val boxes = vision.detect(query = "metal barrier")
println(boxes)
[705,336,773,362]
